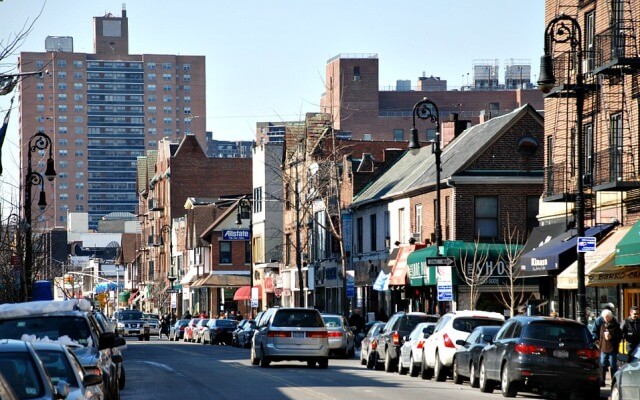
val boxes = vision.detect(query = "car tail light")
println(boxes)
[179,326,184,331]
[307,331,328,339]
[267,331,292,338]
[443,333,455,348]
[371,340,378,350]
[392,332,400,345]
[515,343,546,355]
[576,349,600,359]
[328,331,343,338]
[416,340,424,349]
[85,366,102,376]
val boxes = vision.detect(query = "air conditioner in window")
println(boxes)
[411,232,422,242]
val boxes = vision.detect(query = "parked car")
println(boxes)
[0,339,69,400]
[375,312,439,373]
[92,310,126,391]
[478,315,600,399]
[360,322,385,369]
[612,353,640,400]
[398,322,437,377]
[169,319,189,341]
[422,310,504,381]
[452,325,501,387]
[193,319,210,343]
[0,299,122,400]
[183,318,201,342]
[114,310,150,341]
[0,372,18,400]
[232,320,250,347]
[236,320,257,348]
[251,307,329,368]
[147,318,161,338]
[201,319,237,345]
[321,314,356,358]
[32,341,104,400]
[356,320,382,349]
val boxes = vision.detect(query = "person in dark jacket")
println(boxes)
[597,308,622,387]
[622,306,640,355]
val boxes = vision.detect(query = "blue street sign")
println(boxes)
[577,236,596,253]
[222,229,250,241]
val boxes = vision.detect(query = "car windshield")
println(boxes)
[117,312,144,321]
[0,353,46,399]
[400,315,431,332]
[35,349,78,388]
[523,321,591,342]
[0,316,93,347]
[272,310,323,328]
[322,316,342,328]
[452,317,503,333]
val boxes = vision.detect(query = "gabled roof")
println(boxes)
[352,104,542,207]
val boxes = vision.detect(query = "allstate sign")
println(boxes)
[223,229,250,240]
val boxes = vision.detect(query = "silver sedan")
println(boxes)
[321,314,356,358]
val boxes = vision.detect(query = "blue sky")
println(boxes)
[0,0,544,211]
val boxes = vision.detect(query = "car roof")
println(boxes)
[444,310,505,320]
[320,313,342,317]
[0,339,33,352]
[30,341,68,352]
[511,315,583,324]
[0,299,91,318]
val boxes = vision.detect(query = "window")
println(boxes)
[219,241,231,264]
[148,117,156,124]
[147,73,156,81]
[148,106,156,114]
[163,95,172,103]
[162,73,172,81]
[57,60,67,68]
[415,204,422,240]
[184,107,191,114]
[36,83,44,90]
[73,72,82,80]
[74,105,83,112]
[58,149,67,157]
[253,187,263,213]
[162,63,172,70]
[245,241,251,264]
[370,214,377,251]
[163,106,172,114]
[148,128,157,135]
[36,94,44,101]
[384,211,390,248]
[74,127,83,134]
[183,64,191,71]
[36,60,44,69]
[36,105,45,112]
[393,129,404,141]
[74,116,83,123]
[57,71,66,79]
[163,117,172,124]
[58,93,67,101]
[163,85,171,92]
[58,139,68,146]
[74,139,83,146]
[73,60,82,68]
[611,113,623,181]
[147,62,156,70]
[57,83,67,90]
[353,66,361,81]
[356,217,363,254]
[73,83,83,90]
[183,74,191,82]
[147,84,156,92]
[474,196,498,239]
[183,85,191,93]
[585,123,594,181]
[398,208,405,244]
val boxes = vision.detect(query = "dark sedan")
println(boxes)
[202,319,237,345]
[169,319,190,341]
[236,320,257,348]
[478,315,600,399]
[452,325,501,387]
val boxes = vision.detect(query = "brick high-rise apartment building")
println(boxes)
[19,6,206,230]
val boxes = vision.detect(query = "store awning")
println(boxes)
[615,220,640,267]
[193,273,250,288]
[180,268,199,286]
[557,226,630,289]
[587,258,640,286]
[233,286,262,301]
[389,244,424,286]
[519,223,616,275]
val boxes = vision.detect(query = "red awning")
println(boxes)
[233,286,262,301]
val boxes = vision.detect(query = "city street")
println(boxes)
[120,338,611,400]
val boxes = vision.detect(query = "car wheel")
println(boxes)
[250,345,260,366]
[409,354,419,377]
[145,334,150,341]
[501,363,517,397]
[452,356,463,384]
[479,360,494,393]
[318,358,329,369]
[420,353,433,380]
[259,347,270,368]
[398,353,408,375]
[469,362,479,388]
[366,352,375,369]
[307,360,316,368]
[384,349,394,373]
[118,365,126,390]
[611,382,620,400]
[434,351,446,382]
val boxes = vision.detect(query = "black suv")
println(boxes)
[478,315,600,399]
[375,312,439,372]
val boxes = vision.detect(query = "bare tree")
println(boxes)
[455,240,493,311]
[496,215,530,317]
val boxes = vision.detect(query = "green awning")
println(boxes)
[615,220,640,266]
[406,241,522,287]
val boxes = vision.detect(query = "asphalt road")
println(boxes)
[119,337,611,400]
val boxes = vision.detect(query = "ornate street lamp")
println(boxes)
[160,224,176,289]
[538,14,587,324]
[408,98,443,254]
[22,131,56,301]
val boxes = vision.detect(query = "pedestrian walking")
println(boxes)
[622,306,640,357]
[162,313,171,339]
[595,308,622,387]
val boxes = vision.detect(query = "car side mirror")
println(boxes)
[83,373,103,387]
[115,337,127,348]
[455,339,466,346]
[98,331,116,350]
[111,354,123,364]
[54,380,70,399]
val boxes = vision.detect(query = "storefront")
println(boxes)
[407,241,535,315]
[388,244,424,314]
[612,220,640,317]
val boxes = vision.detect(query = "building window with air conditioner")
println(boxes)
[414,203,422,243]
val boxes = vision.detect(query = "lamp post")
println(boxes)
[160,224,175,286]
[408,98,443,253]
[235,196,254,310]
[538,14,587,325]
[22,131,56,302]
